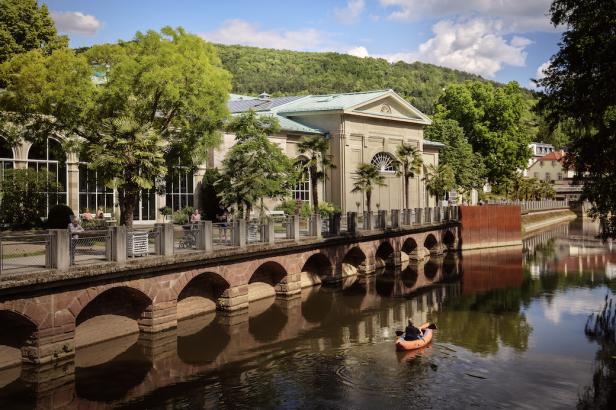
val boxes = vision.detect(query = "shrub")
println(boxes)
[317,202,341,218]
[275,200,312,217]
[0,169,62,228]
[81,219,108,230]
[46,204,74,229]
[172,206,195,224]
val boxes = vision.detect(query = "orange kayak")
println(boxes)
[395,323,433,351]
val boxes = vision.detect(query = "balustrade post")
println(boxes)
[414,208,423,224]
[330,213,341,235]
[424,207,432,223]
[196,221,212,252]
[364,211,373,230]
[377,210,387,229]
[263,221,276,244]
[233,220,247,247]
[109,226,127,263]
[49,229,70,270]
[347,212,358,233]
[287,215,300,242]
[310,214,322,238]
[391,209,400,228]
[155,223,174,256]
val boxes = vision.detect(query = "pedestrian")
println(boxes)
[190,208,201,223]
[68,215,85,264]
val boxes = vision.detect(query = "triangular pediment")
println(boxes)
[348,92,431,124]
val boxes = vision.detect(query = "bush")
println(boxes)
[317,202,341,218]
[0,169,62,228]
[46,204,74,229]
[172,206,194,224]
[81,219,107,230]
[275,200,312,217]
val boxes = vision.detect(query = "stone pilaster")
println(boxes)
[66,152,79,215]
[138,300,177,333]
[218,285,249,312]
[275,272,301,298]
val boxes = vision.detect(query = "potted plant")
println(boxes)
[159,206,172,222]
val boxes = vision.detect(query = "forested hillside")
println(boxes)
[214,44,495,115]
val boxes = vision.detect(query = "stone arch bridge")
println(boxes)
[0,223,458,369]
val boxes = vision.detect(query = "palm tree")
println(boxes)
[423,164,455,202]
[351,163,386,213]
[395,143,423,209]
[296,136,335,211]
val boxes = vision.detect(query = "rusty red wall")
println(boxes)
[459,205,521,250]
[460,248,523,294]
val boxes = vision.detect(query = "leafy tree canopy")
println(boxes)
[424,117,486,193]
[435,81,532,183]
[0,0,67,64]
[537,0,616,237]
[423,164,455,201]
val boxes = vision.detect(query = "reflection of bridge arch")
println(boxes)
[178,320,230,364]
[249,302,288,343]
[424,259,439,281]
[177,272,230,319]
[301,289,334,323]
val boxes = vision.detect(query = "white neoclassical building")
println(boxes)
[0,89,441,223]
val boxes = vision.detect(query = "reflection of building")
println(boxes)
[0,90,440,223]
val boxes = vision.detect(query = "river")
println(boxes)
[1,218,615,409]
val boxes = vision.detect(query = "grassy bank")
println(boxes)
[522,209,577,235]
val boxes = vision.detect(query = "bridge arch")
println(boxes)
[402,237,418,255]
[341,247,367,277]
[248,261,288,302]
[443,230,456,251]
[424,234,438,252]
[177,272,230,320]
[375,241,395,268]
[0,310,37,369]
[74,286,153,347]
[300,253,333,287]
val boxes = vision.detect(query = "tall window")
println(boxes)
[371,152,396,173]
[27,138,67,215]
[0,138,13,179]
[292,158,311,202]
[166,163,194,211]
[78,164,114,213]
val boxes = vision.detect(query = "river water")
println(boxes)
[1,218,615,409]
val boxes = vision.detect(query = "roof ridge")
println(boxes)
[306,89,391,98]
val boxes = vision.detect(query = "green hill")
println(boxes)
[214,44,499,115]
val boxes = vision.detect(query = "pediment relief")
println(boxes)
[352,96,423,121]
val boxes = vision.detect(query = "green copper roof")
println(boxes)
[275,90,390,114]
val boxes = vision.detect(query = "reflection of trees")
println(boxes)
[436,288,532,354]
[578,295,616,409]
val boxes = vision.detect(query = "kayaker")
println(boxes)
[404,319,423,341]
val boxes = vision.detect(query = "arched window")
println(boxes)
[371,152,396,173]
[292,157,311,202]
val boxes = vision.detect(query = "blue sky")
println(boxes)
[44,0,563,87]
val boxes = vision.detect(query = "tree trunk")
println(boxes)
[366,190,371,214]
[310,165,319,211]
[245,202,252,221]
[404,174,410,209]
[120,189,137,228]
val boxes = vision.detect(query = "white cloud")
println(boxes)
[511,36,533,47]
[347,46,370,58]
[535,61,550,80]
[202,19,329,51]
[335,0,366,24]
[416,18,529,77]
[50,11,102,35]
[379,0,556,32]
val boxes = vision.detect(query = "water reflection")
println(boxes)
[2,220,616,409]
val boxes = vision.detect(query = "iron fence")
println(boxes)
[71,230,109,265]
[0,234,50,275]
[212,222,233,247]
[175,224,200,251]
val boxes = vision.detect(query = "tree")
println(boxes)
[435,81,532,184]
[0,0,67,64]
[0,169,60,228]
[296,135,335,211]
[0,27,232,227]
[424,117,485,194]
[423,164,455,202]
[351,163,386,213]
[394,142,422,209]
[537,0,616,237]
[218,111,295,220]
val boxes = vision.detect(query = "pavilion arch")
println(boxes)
[341,247,367,277]
[375,241,395,268]
[75,286,153,348]
[177,272,230,320]
[443,230,456,251]
[300,253,334,288]
[0,310,37,369]
[248,261,289,302]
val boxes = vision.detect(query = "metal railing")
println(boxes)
[213,222,233,247]
[71,230,110,265]
[175,224,200,251]
[485,199,569,213]
[0,234,50,274]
